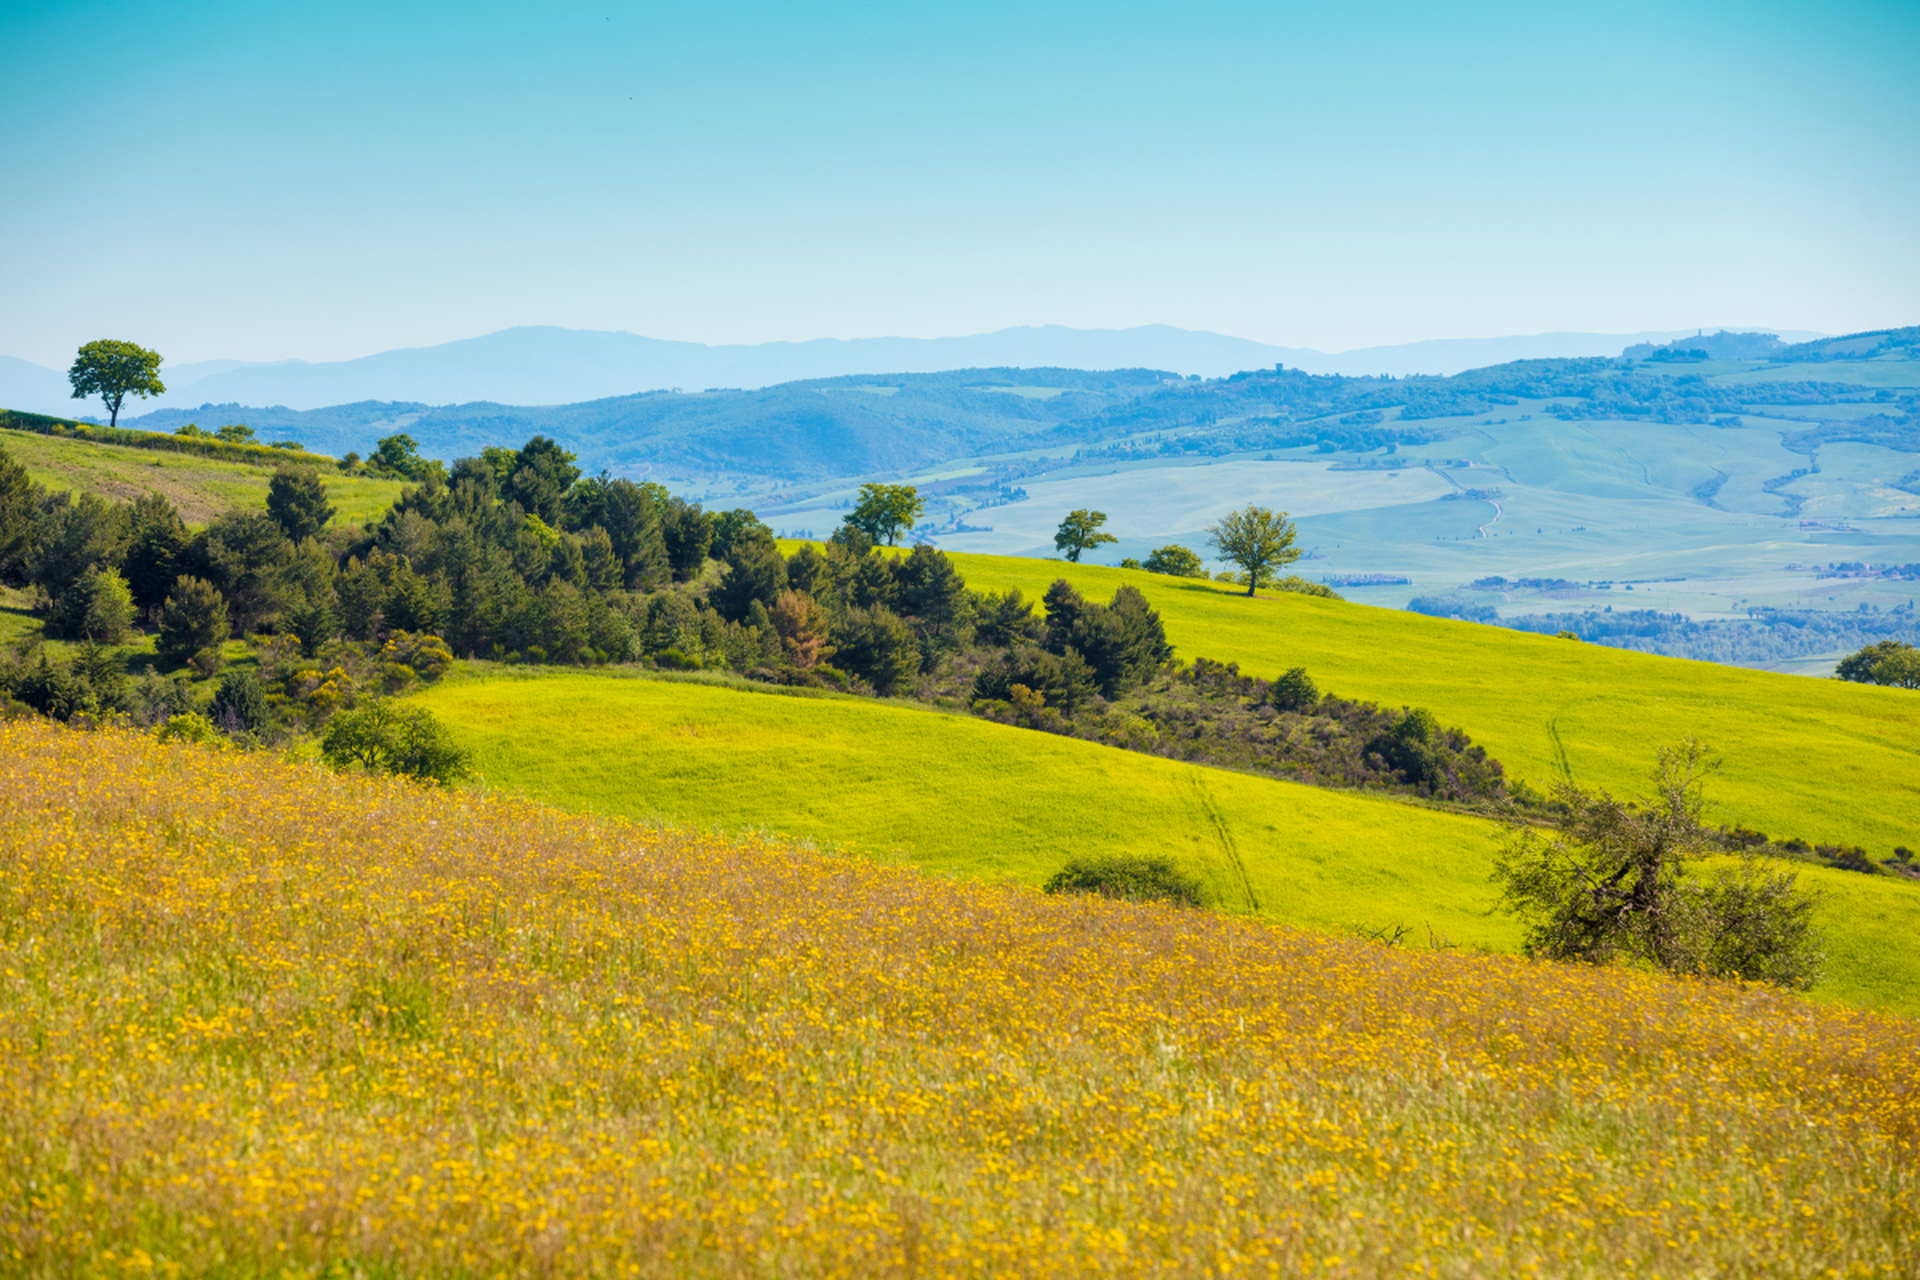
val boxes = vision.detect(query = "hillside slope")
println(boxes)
[6,720,1911,1276]
[944,554,1920,859]
[0,425,405,526]
[422,666,1920,1015]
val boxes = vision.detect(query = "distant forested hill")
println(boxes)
[108,329,1917,482]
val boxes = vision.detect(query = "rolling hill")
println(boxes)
[421,553,1920,1016]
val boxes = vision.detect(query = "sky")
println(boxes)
[2,0,1916,367]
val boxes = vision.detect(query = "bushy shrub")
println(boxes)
[320,700,472,787]
[1043,854,1207,908]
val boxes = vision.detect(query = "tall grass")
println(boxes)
[1,721,1914,1277]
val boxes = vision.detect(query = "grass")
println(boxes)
[0,426,407,527]
[421,665,1920,1016]
[938,551,1920,863]
[2,719,1914,1277]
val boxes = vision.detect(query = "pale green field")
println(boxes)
[422,665,1920,1015]
[0,427,406,527]
[940,552,1920,859]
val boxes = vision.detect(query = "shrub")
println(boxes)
[1492,739,1825,989]
[209,670,271,739]
[1043,854,1207,908]
[1143,544,1207,578]
[320,700,472,787]
[1268,666,1318,712]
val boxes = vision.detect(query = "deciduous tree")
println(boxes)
[1205,506,1300,597]
[1054,509,1117,562]
[844,483,924,546]
[67,339,164,428]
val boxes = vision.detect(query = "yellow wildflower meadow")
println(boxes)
[0,720,1914,1278]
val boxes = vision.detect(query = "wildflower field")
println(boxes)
[3,721,1916,1277]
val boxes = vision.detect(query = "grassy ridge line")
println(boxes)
[422,668,1920,1014]
[1,406,337,467]
[0,423,408,527]
[927,550,1920,858]
[5,719,1914,1276]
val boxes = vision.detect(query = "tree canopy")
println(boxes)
[843,484,923,546]
[1205,506,1300,597]
[67,340,165,429]
[1054,509,1117,563]
[1835,640,1920,689]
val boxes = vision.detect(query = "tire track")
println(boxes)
[1185,773,1259,911]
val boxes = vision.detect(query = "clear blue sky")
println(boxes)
[2,0,1915,366]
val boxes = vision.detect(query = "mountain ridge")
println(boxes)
[4,323,1825,417]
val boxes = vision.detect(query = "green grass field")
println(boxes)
[422,663,1920,1015]
[938,552,1920,860]
[0,427,406,527]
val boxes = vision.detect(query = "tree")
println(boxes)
[320,700,472,786]
[661,497,714,582]
[1143,544,1206,577]
[1054,509,1117,563]
[502,436,581,525]
[1491,739,1824,989]
[0,443,34,582]
[709,524,788,623]
[1205,506,1300,597]
[26,492,126,601]
[156,575,229,669]
[215,423,256,444]
[769,589,834,670]
[46,566,135,643]
[368,433,431,480]
[266,467,336,543]
[68,339,164,428]
[844,483,924,546]
[122,494,188,613]
[1836,640,1920,689]
[1268,667,1318,712]
[834,604,920,694]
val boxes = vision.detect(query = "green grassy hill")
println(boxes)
[423,552,1920,1015]
[0,424,406,526]
[944,553,1920,859]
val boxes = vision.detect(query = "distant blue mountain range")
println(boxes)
[1,323,1822,417]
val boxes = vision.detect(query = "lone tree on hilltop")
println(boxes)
[1491,738,1824,989]
[843,483,924,546]
[1205,505,1300,597]
[68,339,165,429]
[1054,509,1117,562]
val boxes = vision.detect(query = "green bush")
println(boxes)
[1043,854,1207,908]
[320,700,472,787]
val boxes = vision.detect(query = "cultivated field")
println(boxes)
[422,667,1920,1015]
[0,427,405,527]
[2,720,1914,1277]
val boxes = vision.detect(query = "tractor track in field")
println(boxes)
[1186,773,1259,911]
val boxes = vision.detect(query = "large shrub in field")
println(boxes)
[1043,854,1208,907]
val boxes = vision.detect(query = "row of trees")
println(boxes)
[1054,505,1306,597]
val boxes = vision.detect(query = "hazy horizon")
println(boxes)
[2,1,1912,369]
